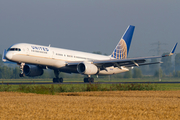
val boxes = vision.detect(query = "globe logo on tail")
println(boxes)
[112,39,127,59]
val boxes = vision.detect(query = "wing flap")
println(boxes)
[124,61,162,67]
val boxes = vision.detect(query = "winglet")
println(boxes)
[169,42,178,56]
[162,43,178,57]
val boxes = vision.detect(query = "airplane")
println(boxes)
[2,25,178,83]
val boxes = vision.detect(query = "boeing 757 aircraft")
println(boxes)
[2,25,178,83]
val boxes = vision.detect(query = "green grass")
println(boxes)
[0,78,180,95]
[155,84,180,90]
[1,77,180,83]
[0,79,52,83]
[0,83,180,95]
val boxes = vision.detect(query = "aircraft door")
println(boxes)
[51,51,55,59]
[26,47,30,56]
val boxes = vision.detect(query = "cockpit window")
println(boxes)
[7,48,21,51]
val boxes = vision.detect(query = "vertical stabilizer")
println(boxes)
[111,25,135,59]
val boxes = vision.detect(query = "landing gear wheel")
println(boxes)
[90,78,94,83]
[59,78,63,83]
[84,78,87,83]
[84,78,94,83]
[53,78,63,83]
[53,78,57,83]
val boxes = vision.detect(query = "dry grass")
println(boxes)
[0,91,180,120]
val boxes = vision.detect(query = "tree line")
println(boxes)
[0,53,180,79]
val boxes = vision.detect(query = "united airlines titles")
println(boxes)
[31,46,49,51]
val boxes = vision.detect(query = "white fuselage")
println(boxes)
[5,43,129,75]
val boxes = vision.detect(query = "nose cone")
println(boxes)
[5,52,13,60]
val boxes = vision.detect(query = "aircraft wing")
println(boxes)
[66,54,163,69]
[93,56,162,69]
[67,43,178,69]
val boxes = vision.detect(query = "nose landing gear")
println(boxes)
[18,63,25,77]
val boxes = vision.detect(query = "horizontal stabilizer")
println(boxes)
[2,49,7,62]
[1,49,15,64]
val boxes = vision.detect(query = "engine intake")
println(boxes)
[23,65,44,77]
[77,63,98,75]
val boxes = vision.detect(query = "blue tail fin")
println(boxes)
[111,25,135,59]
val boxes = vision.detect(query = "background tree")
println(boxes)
[112,73,123,78]
[173,71,180,78]
[13,67,20,79]
[139,65,149,75]
[123,70,132,78]
[0,66,13,79]
[161,53,172,75]
[0,54,4,66]
[175,53,180,71]
[133,68,142,78]
[149,58,159,75]
[154,68,163,78]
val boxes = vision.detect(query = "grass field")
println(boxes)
[0,83,180,95]
[0,91,180,120]
[1,78,180,95]
[1,77,180,83]
[1,78,180,119]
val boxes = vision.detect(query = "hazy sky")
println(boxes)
[0,0,180,58]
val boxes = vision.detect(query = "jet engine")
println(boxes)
[77,62,99,75]
[23,65,44,77]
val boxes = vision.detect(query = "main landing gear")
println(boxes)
[53,70,63,83]
[84,77,94,83]
[53,78,63,83]
[52,70,94,83]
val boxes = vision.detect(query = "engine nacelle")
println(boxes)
[77,62,99,75]
[23,65,44,77]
